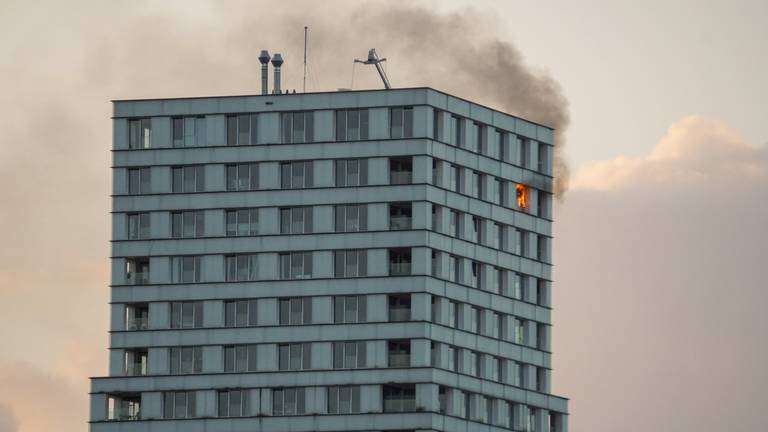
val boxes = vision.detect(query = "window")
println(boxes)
[514,318,525,345]
[538,235,549,262]
[226,163,259,191]
[169,346,202,374]
[127,168,151,195]
[515,183,530,210]
[128,118,151,149]
[388,294,411,322]
[449,210,460,237]
[438,386,448,414]
[218,390,249,417]
[383,384,415,413]
[279,297,312,325]
[433,109,445,141]
[170,211,204,238]
[450,114,463,146]
[387,340,410,367]
[432,158,442,186]
[336,109,369,141]
[538,143,547,173]
[536,279,548,306]
[451,301,461,329]
[538,191,551,219]
[451,164,462,192]
[473,121,484,153]
[280,207,313,234]
[471,261,481,288]
[224,299,258,327]
[334,250,367,277]
[333,341,367,368]
[494,178,502,205]
[469,351,479,376]
[278,343,312,370]
[273,387,306,415]
[280,161,313,188]
[170,256,202,283]
[513,273,525,300]
[518,136,529,168]
[449,255,460,283]
[226,114,258,146]
[123,349,147,376]
[335,158,368,186]
[124,303,148,330]
[171,166,205,193]
[389,202,412,230]
[472,307,482,333]
[390,107,414,138]
[389,157,412,184]
[389,248,411,276]
[163,391,195,419]
[225,208,259,236]
[472,171,483,199]
[494,267,504,294]
[492,356,503,382]
[223,344,258,372]
[497,313,506,340]
[125,257,149,284]
[225,254,258,281]
[328,386,361,414]
[471,216,481,243]
[107,394,140,421]
[495,223,505,250]
[170,301,203,328]
[333,296,367,323]
[127,213,150,239]
[516,229,528,256]
[500,131,512,162]
[335,204,367,232]
[281,111,314,143]
[279,252,312,279]
[173,116,207,147]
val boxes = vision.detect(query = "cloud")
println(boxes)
[0,362,86,432]
[0,403,19,432]
[571,116,767,190]
[554,116,768,431]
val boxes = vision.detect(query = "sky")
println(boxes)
[0,0,766,431]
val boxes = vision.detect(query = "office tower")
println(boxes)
[90,86,568,432]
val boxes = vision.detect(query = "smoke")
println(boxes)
[81,2,572,194]
[281,5,572,194]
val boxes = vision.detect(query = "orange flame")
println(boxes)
[516,183,528,209]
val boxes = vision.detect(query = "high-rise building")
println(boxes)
[90,86,568,432]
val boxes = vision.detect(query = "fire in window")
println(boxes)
[515,184,529,209]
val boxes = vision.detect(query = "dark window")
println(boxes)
[390,107,414,138]
[280,161,313,189]
[226,114,258,145]
[226,163,258,191]
[170,211,204,238]
[224,299,258,327]
[336,109,369,141]
[127,167,151,194]
[128,118,151,149]
[225,208,259,236]
[281,112,314,143]
[171,166,205,193]
[335,159,368,186]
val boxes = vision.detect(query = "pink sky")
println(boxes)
[0,1,766,431]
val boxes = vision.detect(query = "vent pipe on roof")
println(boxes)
[258,50,271,96]
[271,53,284,95]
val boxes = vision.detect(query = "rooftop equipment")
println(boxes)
[355,48,391,89]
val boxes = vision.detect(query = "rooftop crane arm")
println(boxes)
[354,48,391,90]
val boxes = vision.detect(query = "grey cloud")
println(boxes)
[0,404,18,432]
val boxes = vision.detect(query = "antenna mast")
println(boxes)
[303,26,308,92]
[354,48,391,89]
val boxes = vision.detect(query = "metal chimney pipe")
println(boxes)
[258,50,271,96]
[271,53,284,95]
